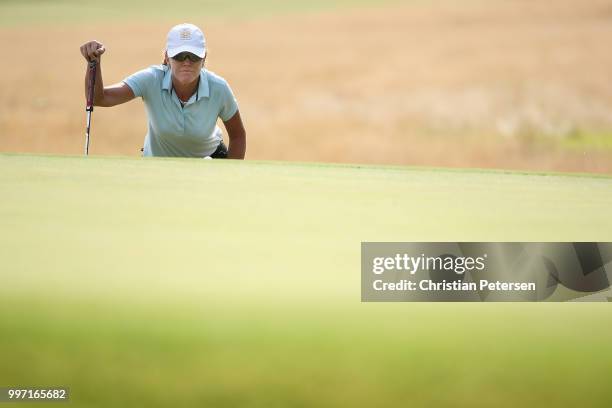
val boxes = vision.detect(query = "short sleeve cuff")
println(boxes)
[123,78,142,98]
[220,104,238,122]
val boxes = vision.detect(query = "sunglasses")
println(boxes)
[171,52,202,63]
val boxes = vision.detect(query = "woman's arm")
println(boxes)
[223,110,246,159]
[80,40,135,107]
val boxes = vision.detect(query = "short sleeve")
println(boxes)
[123,66,159,99]
[219,81,239,122]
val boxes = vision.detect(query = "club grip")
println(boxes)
[86,60,97,111]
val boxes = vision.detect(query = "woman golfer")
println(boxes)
[80,23,246,159]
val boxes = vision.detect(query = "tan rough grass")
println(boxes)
[1,0,612,173]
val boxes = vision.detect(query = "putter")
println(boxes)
[84,59,97,155]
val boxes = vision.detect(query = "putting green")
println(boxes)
[1,153,611,407]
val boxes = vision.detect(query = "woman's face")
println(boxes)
[168,52,205,85]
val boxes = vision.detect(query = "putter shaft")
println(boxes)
[85,110,92,155]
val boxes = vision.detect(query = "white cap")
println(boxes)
[166,23,206,58]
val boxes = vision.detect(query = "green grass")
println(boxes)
[0,0,403,26]
[518,130,612,153]
[1,153,612,407]
[561,131,612,151]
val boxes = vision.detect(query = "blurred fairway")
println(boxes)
[0,0,401,25]
[1,153,612,407]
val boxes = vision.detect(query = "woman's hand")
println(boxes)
[80,41,106,62]
[80,40,135,107]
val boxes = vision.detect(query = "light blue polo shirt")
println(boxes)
[123,64,238,157]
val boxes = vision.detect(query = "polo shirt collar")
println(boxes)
[162,66,210,100]
[198,70,210,99]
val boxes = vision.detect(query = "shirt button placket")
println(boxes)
[180,103,186,135]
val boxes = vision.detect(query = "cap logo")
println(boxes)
[179,28,192,41]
